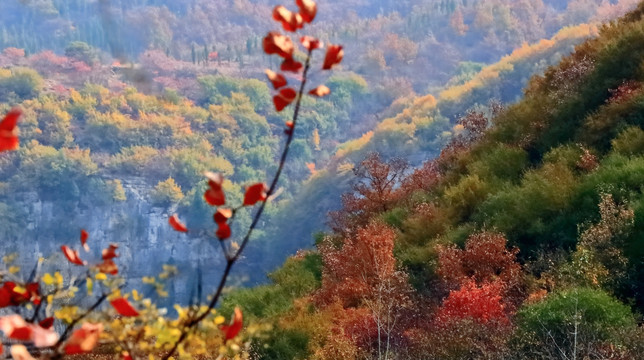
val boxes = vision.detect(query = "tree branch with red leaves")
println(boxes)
[162,1,343,359]
[0,1,342,359]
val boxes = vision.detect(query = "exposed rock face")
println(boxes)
[4,176,227,304]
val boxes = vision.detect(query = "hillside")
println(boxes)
[258,21,600,272]
[1,0,639,93]
[221,3,644,359]
[1,0,639,289]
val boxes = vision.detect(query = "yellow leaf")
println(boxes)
[54,272,63,286]
[8,266,19,274]
[95,273,107,281]
[214,315,225,325]
[86,278,93,295]
[42,273,54,285]
[13,286,26,295]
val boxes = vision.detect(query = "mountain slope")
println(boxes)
[225,3,644,358]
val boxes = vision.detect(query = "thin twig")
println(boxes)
[160,49,313,360]
[54,294,108,349]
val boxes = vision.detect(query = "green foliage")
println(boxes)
[254,328,311,360]
[221,255,322,319]
[198,76,271,111]
[443,174,490,219]
[612,126,644,156]
[108,146,162,176]
[514,288,636,358]
[467,144,528,182]
[0,67,43,101]
[64,41,97,65]
[12,142,99,201]
[381,207,407,229]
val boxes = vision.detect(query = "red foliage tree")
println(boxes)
[317,221,400,307]
[398,159,441,196]
[329,153,408,235]
[427,280,513,358]
[435,280,510,326]
[437,232,524,309]
[317,221,413,358]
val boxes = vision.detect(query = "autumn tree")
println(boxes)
[427,280,513,359]
[329,152,408,235]
[437,231,524,309]
[317,221,413,359]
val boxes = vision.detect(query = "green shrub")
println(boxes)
[0,67,43,101]
[514,288,636,359]
[467,144,528,182]
[612,126,644,156]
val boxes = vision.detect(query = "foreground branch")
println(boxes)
[161,50,313,360]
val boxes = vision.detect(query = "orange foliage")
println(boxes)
[437,232,524,309]
[329,153,408,234]
[317,221,400,307]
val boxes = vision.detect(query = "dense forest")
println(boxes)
[1,0,644,359]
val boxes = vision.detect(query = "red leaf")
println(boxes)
[169,214,188,233]
[281,58,303,73]
[216,222,231,241]
[80,229,89,252]
[265,69,287,89]
[296,0,317,23]
[204,172,226,206]
[122,352,133,360]
[0,287,10,308]
[38,317,54,329]
[323,45,344,70]
[0,315,57,347]
[301,36,323,51]
[3,282,28,306]
[63,322,103,355]
[272,6,304,32]
[263,32,294,59]
[273,87,297,112]
[204,171,224,190]
[220,307,243,340]
[102,244,118,260]
[243,183,269,206]
[26,283,40,305]
[214,208,233,224]
[308,85,331,97]
[110,298,139,317]
[0,108,20,153]
[204,188,226,206]
[61,246,85,266]
[97,259,118,275]
[0,109,20,132]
